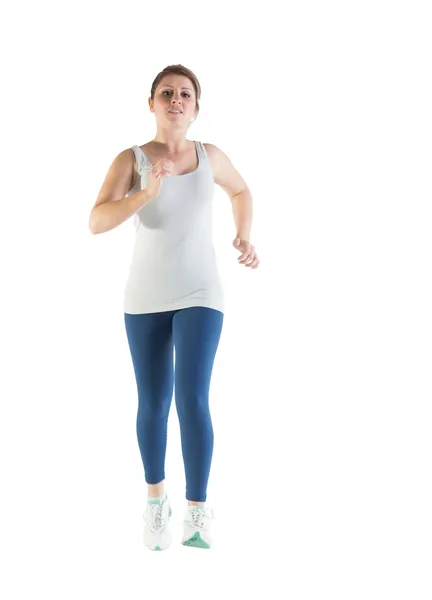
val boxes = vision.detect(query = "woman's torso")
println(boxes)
[123,140,225,315]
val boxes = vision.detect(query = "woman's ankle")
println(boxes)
[147,481,165,498]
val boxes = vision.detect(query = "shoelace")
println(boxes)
[148,501,166,533]
[189,507,215,529]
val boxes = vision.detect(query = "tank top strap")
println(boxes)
[131,145,152,176]
[195,141,209,165]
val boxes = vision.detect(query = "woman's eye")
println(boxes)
[162,91,190,98]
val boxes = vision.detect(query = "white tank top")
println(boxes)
[123,141,225,314]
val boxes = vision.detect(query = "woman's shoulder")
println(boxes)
[201,143,232,169]
[202,142,218,156]
[201,143,246,194]
[202,142,224,169]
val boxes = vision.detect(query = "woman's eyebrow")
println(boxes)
[163,85,193,92]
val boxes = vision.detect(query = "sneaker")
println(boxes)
[181,506,215,549]
[143,493,172,551]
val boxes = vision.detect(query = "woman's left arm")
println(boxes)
[204,143,252,241]
[204,143,260,269]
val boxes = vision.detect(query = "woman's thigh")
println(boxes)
[124,311,175,405]
[172,307,224,400]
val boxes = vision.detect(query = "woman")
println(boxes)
[89,64,260,551]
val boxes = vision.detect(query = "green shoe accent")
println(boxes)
[182,532,210,549]
[148,495,166,505]
[154,546,161,551]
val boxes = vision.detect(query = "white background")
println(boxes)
[1,0,431,598]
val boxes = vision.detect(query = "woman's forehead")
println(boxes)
[158,75,194,91]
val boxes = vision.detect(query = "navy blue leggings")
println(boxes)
[124,306,224,502]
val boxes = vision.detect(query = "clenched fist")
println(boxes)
[145,158,175,200]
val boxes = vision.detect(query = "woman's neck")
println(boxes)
[152,128,190,153]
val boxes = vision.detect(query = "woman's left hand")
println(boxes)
[232,237,260,269]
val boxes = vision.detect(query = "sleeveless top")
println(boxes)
[123,141,225,315]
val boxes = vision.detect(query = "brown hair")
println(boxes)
[150,64,201,122]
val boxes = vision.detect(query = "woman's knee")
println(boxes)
[137,396,171,421]
[176,393,210,421]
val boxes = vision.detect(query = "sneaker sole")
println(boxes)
[181,532,211,549]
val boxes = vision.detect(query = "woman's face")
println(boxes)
[150,74,197,126]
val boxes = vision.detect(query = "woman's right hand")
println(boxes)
[145,158,175,200]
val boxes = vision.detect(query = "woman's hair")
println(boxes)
[150,64,201,121]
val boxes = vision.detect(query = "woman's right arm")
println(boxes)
[89,149,152,235]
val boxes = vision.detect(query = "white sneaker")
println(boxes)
[143,493,172,551]
[181,506,215,549]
